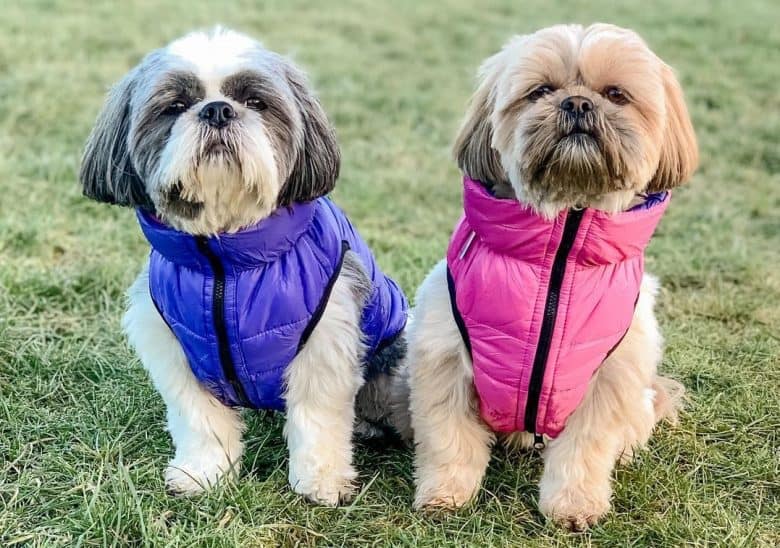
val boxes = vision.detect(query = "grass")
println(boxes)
[1,0,779,545]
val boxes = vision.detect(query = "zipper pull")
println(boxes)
[458,231,477,260]
[533,433,546,451]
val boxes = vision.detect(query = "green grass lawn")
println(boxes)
[1,0,779,545]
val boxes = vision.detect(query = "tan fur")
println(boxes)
[647,64,700,192]
[408,262,495,509]
[453,23,698,219]
[409,267,683,529]
[408,23,695,529]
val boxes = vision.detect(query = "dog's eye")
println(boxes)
[528,85,556,102]
[163,101,188,116]
[604,86,629,105]
[245,97,267,111]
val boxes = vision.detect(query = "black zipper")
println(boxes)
[524,208,585,440]
[196,237,249,406]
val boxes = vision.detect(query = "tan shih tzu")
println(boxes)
[80,28,411,505]
[405,23,697,529]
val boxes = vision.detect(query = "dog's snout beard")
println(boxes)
[163,180,204,220]
[198,126,240,163]
[518,111,630,202]
[559,112,598,140]
[150,110,282,234]
[157,128,245,222]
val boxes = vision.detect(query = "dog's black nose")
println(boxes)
[198,101,236,128]
[560,96,593,115]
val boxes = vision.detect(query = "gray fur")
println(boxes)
[341,250,372,309]
[79,69,152,208]
[79,30,340,221]
[131,69,205,186]
[277,65,341,206]
[355,335,412,443]
[220,69,299,180]
[341,250,411,443]
[81,28,408,442]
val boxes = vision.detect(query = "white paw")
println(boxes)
[538,484,611,531]
[413,465,483,510]
[288,459,357,506]
[164,456,238,496]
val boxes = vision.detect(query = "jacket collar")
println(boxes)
[137,201,318,270]
[462,177,669,265]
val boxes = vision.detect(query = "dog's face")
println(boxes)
[80,28,339,234]
[455,24,698,217]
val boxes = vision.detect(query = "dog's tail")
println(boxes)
[387,356,413,443]
[652,374,685,425]
[354,333,414,445]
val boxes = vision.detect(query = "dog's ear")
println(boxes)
[79,70,152,208]
[277,66,340,206]
[453,50,508,185]
[646,64,698,192]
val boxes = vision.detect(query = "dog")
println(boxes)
[404,23,697,529]
[79,28,411,505]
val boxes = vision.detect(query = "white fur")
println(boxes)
[284,253,367,505]
[124,264,245,494]
[149,107,280,234]
[124,255,368,504]
[88,28,380,506]
[167,28,258,85]
[124,28,305,235]
[147,30,284,236]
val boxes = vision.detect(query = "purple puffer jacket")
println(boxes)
[137,198,408,410]
[447,178,669,439]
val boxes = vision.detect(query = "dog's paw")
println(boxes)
[414,492,471,511]
[164,457,237,496]
[289,462,358,506]
[538,486,610,531]
[413,467,482,510]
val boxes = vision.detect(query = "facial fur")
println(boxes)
[454,23,698,218]
[80,28,340,234]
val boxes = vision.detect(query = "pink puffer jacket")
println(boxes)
[446,178,669,439]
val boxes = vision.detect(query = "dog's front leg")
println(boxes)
[409,261,495,510]
[537,388,622,531]
[538,275,672,530]
[283,253,366,506]
[124,265,245,495]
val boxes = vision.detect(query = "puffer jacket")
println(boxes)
[446,177,669,439]
[137,198,408,410]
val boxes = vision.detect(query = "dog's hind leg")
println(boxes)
[124,263,245,495]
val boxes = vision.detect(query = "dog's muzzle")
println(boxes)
[199,101,236,129]
[558,96,598,139]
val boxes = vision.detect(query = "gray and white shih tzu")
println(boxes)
[80,28,410,505]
